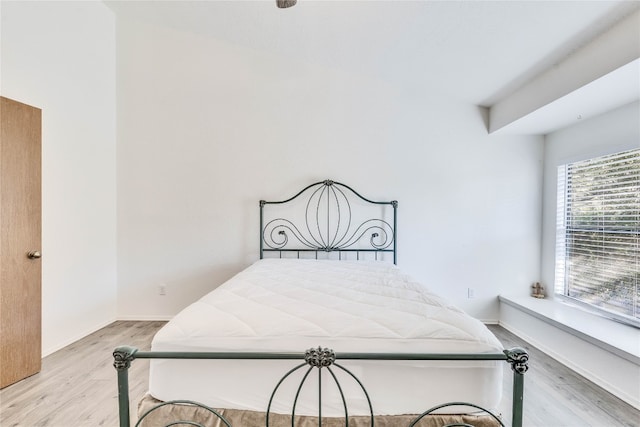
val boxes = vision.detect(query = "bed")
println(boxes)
[113,180,528,427]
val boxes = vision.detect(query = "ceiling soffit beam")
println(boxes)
[489,9,640,134]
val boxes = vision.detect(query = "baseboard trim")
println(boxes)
[42,317,116,357]
[499,320,640,410]
[117,315,174,321]
[42,316,171,358]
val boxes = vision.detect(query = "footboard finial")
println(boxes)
[305,347,335,368]
[113,346,138,370]
[504,347,529,374]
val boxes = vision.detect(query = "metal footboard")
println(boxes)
[113,346,528,427]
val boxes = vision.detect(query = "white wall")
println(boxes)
[116,18,543,322]
[1,1,117,355]
[541,101,640,291]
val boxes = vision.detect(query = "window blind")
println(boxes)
[555,148,639,324]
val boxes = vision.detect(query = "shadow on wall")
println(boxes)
[477,106,490,134]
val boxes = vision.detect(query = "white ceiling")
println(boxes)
[106,0,639,127]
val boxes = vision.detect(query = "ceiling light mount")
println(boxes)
[276,0,297,8]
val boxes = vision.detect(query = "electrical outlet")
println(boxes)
[467,288,475,299]
[159,284,167,296]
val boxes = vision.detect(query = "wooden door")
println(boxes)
[0,96,42,388]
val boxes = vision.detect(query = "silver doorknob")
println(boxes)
[27,251,41,259]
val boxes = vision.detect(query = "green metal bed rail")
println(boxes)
[113,346,528,427]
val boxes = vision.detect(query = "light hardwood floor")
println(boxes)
[0,321,637,426]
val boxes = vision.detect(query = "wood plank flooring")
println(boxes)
[488,325,639,427]
[0,321,637,426]
[0,321,163,427]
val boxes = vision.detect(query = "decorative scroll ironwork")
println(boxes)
[136,400,232,427]
[408,402,506,427]
[260,180,398,264]
[504,347,529,374]
[266,347,373,427]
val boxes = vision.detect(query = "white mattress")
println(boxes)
[149,259,504,416]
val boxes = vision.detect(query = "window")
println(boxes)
[555,148,639,326]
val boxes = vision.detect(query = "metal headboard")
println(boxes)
[260,180,398,264]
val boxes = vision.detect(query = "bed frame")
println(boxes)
[113,179,528,427]
[114,346,528,427]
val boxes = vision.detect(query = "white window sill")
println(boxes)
[499,295,640,365]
